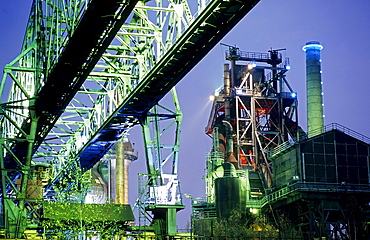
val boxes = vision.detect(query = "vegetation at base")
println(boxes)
[193,209,302,239]
[41,220,128,239]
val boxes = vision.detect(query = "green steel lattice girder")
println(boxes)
[3,0,139,170]
[0,0,261,237]
[43,0,261,192]
[73,0,261,171]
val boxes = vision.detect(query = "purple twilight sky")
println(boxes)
[1,0,370,229]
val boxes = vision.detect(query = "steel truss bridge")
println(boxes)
[0,0,260,238]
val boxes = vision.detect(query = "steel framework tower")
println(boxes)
[0,0,261,238]
[192,46,298,231]
[205,46,297,188]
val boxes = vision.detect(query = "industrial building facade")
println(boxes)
[269,124,370,239]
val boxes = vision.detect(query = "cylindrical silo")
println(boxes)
[302,41,324,137]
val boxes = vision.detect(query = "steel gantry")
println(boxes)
[0,0,260,238]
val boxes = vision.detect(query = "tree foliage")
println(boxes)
[192,207,307,239]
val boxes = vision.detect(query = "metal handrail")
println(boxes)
[269,123,370,158]
[261,181,370,208]
[310,123,370,144]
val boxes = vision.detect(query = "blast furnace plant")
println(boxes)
[191,43,370,240]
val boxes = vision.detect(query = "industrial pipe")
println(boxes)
[222,120,239,169]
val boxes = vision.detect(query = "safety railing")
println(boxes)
[261,181,370,208]
[310,123,370,144]
[269,122,370,158]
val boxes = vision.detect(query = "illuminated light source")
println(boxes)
[285,65,291,70]
[209,95,215,101]
[248,61,256,70]
[290,92,297,98]
[250,208,259,214]
[302,41,323,51]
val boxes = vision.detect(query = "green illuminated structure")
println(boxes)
[303,41,324,137]
[0,0,261,238]
[2,1,368,239]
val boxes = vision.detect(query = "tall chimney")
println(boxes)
[115,139,138,204]
[303,41,324,137]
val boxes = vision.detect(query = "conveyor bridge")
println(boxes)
[0,0,260,238]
